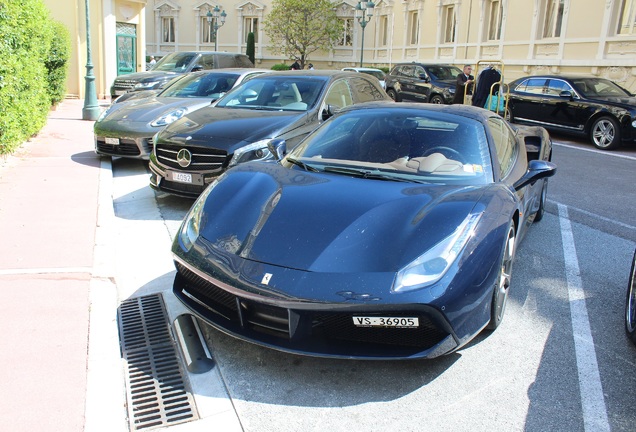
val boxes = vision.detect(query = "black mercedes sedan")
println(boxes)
[171,102,556,359]
[149,70,391,198]
[507,74,636,149]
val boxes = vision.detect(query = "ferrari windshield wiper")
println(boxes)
[322,166,415,183]
[286,157,320,172]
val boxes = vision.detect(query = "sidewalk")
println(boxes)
[0,99,242,432]
[0,99,102,431]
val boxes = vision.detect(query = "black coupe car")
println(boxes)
[507,74,636,150]
[171,102,556,359]
[149,70,391,198]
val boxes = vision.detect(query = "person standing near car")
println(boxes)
[290,60,301,70]
[452,65,474,104]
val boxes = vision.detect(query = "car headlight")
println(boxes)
[447,87,456,95]
[229,139,273,167]
[392,213,482,293]
[150,108,187,127]
[632,119,636,128]
[134,81,159,90]
[178,181,217,251]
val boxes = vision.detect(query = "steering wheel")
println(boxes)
[422,146,466,164]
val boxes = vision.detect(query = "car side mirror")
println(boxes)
[419,74,430,83]
[321,104,337,121]
[191,65,203,72]
[513,160,557,191]
[559,90,573,100]
[268,139,287,162]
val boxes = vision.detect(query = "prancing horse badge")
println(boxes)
[261,273,273,285]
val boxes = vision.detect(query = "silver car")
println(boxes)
[94,68,267,160]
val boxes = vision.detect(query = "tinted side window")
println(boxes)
[325,80,354,108]
[413,66,426,78]
[546,79,573,96]
[516,78,547,94]
[488,117,517,177]
[350,77,384,102]
[234,55,254,68]
[198,54,216,70]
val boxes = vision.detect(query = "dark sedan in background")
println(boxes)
[384,63,462,104]
[171,102,556,359]
[507,74,636,149]
[149,70,391,198]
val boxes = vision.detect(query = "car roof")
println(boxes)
[393,63,458,67]
[254,70,368,79]
[512,74,608,81]
[342,67,384,72]
[193,68,268,75]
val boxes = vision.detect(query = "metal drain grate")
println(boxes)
[118,294,199,430]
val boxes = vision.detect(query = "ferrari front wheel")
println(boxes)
[487,224,516,330]
[625,249,636,344]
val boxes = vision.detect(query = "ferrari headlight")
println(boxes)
[393,213,482,293]
[229,139,273,167]
[178,181,217,251]
[151,108,187,127]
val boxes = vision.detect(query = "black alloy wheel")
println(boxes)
[590,116,621,150]
[625,249,636,344]
[386,89,399,102]
[488,224,516,330]
[429,94,445,104]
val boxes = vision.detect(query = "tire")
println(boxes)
[625,249,636,344]
[430,94,444,104]
[590,116,621,150]
[487,224,516,330]
[386,89,400,102]
[533,180,548,222]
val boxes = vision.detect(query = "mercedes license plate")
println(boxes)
[172,172,192,184]
[352,316,419,328]
[105,137,120,145]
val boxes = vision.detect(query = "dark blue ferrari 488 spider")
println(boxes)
[171,102,557,360]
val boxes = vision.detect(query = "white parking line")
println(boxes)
[558,204,610,432]
[553,142,636,161]
[549,199,636,232]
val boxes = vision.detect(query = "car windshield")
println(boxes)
[571,78,631,97]
[151,52,197,72]
[158,72,239,98]
[425,66,463,80]
[285,108,493,185]
[216,76,326,111]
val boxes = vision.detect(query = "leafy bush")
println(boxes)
[45,21,70,106]
[0,0,70,155]
[271,63,291,71]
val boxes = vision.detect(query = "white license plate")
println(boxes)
[172,172,192,184]
[352,316,419,328]
[105,137,120,145]
[114,90,126,95]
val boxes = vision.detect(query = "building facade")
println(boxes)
[46,0,636,99]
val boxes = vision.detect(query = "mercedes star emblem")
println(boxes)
[176,148,192,168]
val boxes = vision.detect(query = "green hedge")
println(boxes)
[271,63,291,71]
[0,0,70,155]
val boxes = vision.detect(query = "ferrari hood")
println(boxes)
[195,163,486,273]
[160,106,307,146]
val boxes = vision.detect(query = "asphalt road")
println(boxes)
[113,133,636,432]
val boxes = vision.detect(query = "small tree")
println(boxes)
[45,21,71,106]
[264,0,341,69]
[246,32,256,65]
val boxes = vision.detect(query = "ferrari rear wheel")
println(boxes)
[487,224,516,330]
[625,250,636,344]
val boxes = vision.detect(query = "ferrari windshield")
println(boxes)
[216,76,326,111]
[285,107,494,185]
[158,72,239,98]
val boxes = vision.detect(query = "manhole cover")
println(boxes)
[118,294,199,430]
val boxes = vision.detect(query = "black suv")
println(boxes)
[110,51,254,99]
[384,63,463,104]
